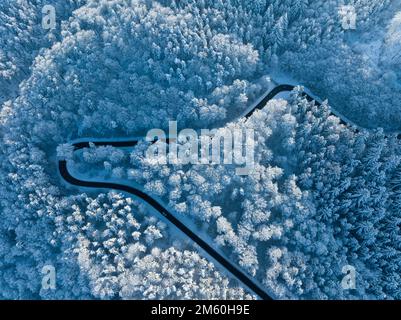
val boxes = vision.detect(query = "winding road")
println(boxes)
[59,84,321,300]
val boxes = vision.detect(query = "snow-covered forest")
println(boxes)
[1,0,401,299]
[73,90,401,299]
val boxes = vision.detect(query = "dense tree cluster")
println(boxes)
[381,12,401,81]
[54,192,251,299]
[0,0,85,104]
[280,0,401,130]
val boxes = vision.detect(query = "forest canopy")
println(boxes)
[1,0,400,299]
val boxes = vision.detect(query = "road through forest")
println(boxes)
[59,84,322,300]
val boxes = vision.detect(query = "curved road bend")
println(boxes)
[59,84,322,300]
